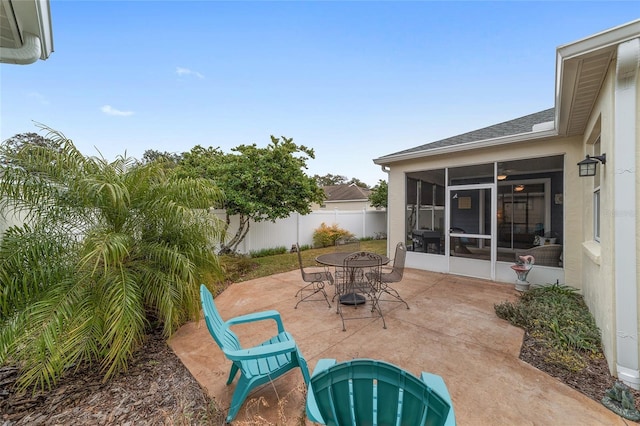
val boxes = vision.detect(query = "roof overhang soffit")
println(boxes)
[555,19,640,137]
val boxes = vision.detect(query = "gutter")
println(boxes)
[380,165,391,256]
[0,0,54,65]
[0,31,41,64]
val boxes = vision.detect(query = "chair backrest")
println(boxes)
[310,359,451,426]
[335,237,360,253]
[343,251,381,277]
[386,242,407,281]
[295,243,313,281]
[200,284,242,354]
[295,243,304,272]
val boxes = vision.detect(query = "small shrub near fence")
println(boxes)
[249,246,288,258]
[312,223,354,248]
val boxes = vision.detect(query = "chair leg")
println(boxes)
[295,281,331,309]
[294,349,311,385]
[226,375,253,423]
[368,286,387,329]
[227,363,240,385]
[378,283,410,309]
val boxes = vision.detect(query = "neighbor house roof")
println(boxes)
[323,184,371,202]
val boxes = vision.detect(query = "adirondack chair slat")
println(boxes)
[306,358,456,426]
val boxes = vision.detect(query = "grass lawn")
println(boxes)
[219,240,388,284]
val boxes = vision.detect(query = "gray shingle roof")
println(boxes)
[380,108,555,158]
[323,184,371,202]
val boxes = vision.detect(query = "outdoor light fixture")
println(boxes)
[497,174,507,181]
[577,153,606,177]
[514,184,525,192]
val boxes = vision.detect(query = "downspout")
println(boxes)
[380,165,390,255]
[614,37,640,390]
[0,32,41,65]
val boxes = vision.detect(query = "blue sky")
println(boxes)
[1,1,638,187]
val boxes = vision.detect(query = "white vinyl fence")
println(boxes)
[211,209,387,254]
[0,206,386,255]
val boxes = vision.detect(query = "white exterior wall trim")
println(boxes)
[614,37,640,390]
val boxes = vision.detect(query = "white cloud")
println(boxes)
[28,91,49,105]
[101,105,134,116]
[176,67,204,79]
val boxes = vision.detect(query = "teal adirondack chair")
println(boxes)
[306,358,456,426]
[200,284,311,423]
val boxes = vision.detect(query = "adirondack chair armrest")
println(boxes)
[420,372,456,426]
[224,340,297,361]
[226,310,286,333]
[306,358,338,423]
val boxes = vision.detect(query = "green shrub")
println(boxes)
[249,246,288,258]
[495,283,602,372]
[312,223,354,248]
[0,130,228,390]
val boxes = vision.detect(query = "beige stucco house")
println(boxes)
[374,19,640,390]
[0,0,53,65]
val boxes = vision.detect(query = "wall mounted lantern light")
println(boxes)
[577,153,606,177]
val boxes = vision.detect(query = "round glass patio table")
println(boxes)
[315,252,390,305]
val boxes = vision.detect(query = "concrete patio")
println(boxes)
[169,268,629,425]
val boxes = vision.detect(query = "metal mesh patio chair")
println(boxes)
[367,241,410,310]
[334,237,361,285]
[295,243,333,309]
[336,251,386,331]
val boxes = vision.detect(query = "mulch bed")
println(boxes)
[1,330,223,425]
[519,331,640,411]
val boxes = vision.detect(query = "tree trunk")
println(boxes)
[219,214,250,254]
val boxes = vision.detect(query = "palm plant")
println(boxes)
[0,128,225,390]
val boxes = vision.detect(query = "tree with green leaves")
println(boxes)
[0,128,225,390]
[141,149,183,166]
[1,132,61,161]
[313,173,347,186]
[179,136,325,254]
[346,177,369,189]
[313,174,369,189]
[368,179,388,208]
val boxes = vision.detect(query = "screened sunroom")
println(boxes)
[404,155,564,283]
